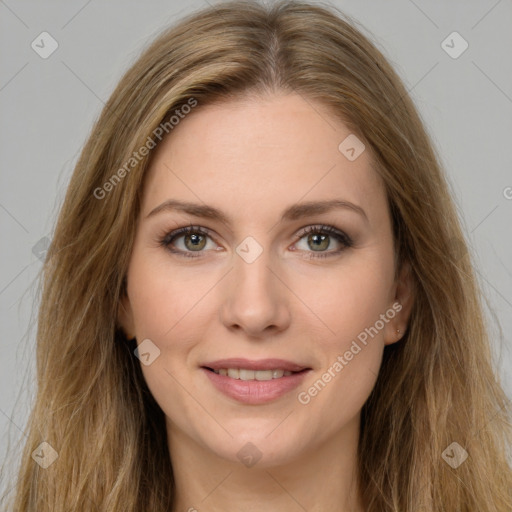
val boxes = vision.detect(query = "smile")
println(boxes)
[208,368,295,380]
[201,366,311,404]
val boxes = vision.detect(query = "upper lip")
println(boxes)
[201,358,309,372]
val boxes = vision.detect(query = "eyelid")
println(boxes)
[293,224,352,244]
[160,225,213,247]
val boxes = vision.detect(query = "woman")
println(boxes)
[3,1,511,510]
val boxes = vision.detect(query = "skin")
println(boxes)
[118,92,414,512]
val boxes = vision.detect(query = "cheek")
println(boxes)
[127,251,218,340]
[292,256,394,345]
[292,257,392,409]
[125,253,214,422]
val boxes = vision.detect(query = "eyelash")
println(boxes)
[158,224,353,260]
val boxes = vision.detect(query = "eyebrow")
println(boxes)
[146,198,368,224]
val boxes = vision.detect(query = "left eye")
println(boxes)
[159,224,353,259]
[293,225,353,259]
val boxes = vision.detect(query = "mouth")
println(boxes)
[201,367,309,380]
[200,358,312,404]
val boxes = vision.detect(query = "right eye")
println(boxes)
[159,225,217,258]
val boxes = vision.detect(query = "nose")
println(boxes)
[219,245,292,338]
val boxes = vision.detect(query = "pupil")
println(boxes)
[309,233,328,250]
[187,234,205,250]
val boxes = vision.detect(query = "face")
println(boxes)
[118,92,413,467]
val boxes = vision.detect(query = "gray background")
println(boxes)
[1,0,511,494]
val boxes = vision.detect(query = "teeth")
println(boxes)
[227,368,239,379]
[239,369,255,381]
[255,370,273,381]
[212,368,295,380]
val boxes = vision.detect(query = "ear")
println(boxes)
[383,260,415,346]
[117,288,136,340]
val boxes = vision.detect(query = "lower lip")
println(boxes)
[201,368,311,404]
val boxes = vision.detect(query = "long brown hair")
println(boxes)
[3,1,511,510]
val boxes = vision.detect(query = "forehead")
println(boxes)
[141,93,386,225]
